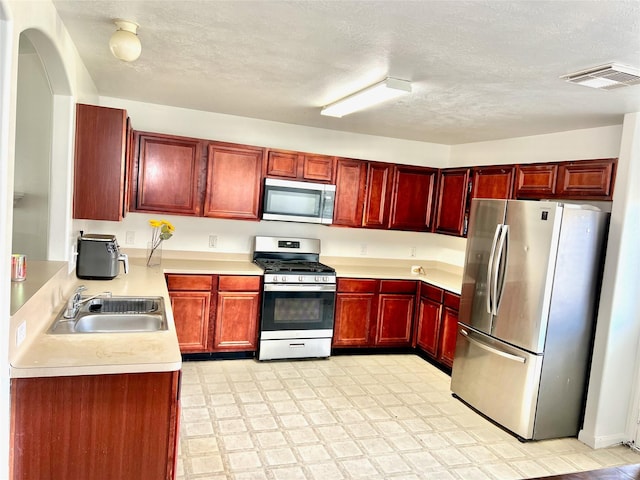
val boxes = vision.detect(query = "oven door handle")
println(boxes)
[264,284,336,292]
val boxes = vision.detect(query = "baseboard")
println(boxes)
[578,429,627,449]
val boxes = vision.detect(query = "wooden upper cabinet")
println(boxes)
[514,164,558,199]
[363,162,394,229]
[389,165,437,231]
[471,165,515,200]
[434,168,470,236]
[130,132,204,215]
[333,158,366,227]
[265,149,335,183]
[203,142,264,220]
[73,104,128,221]
[556,158,616,199]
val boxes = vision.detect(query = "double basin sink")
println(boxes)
[48,295,168,334]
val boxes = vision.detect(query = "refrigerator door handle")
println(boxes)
[493,224,509,315]
[486,224,502,315]
[460,328,526,363]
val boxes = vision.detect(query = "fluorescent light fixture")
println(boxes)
[321,77,412,117]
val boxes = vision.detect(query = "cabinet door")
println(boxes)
[204,142,264,220]
[514,164,558,199]
[169,291,213,353]
[266,150,298,178]
[375,294,414,347]
[471,166,515,200]
[131,132,204,215]
[434,168,470,236]
[363,162,393,229]
[303,154,335,182]
[556,158,616,199]
[333,293,377,347]
[11,371,180,480]
[214,292,260,352]
[415,296,442,357]
[73,104,128,221]
[439,307,459,368]
[389,165,437,231]
[333,158,366,227]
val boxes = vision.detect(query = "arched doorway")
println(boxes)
[12,28,72,261]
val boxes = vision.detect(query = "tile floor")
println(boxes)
[176,354,640,479]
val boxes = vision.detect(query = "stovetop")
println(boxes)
[254,258,335,274]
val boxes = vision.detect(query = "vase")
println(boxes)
[146,241,162,267]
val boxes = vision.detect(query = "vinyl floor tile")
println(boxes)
[177,354,640,479]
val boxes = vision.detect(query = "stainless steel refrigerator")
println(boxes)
[450,199,609,441]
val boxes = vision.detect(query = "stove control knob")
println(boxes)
[298,275,304,282]
[314,276,320,282]
[322,276,328,282]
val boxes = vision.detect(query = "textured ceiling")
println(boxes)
[51,0,640,145]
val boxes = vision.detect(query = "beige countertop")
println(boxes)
[10,253,462,379]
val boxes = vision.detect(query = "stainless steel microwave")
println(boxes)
[262,178,335,224]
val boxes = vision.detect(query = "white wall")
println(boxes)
[449,125,623,167]
[12,44,52,260]
[579,113,640,448]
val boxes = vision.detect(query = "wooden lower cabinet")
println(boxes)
[375,280,416,347]
[414,284,460,368]
[333,278,378,347]
[167,274,216,353]
[11,371,180,480]
[333,278,416,349]
[214,276,261,352]
[167,274,260,354]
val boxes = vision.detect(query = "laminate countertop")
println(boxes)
[9,254,462,379]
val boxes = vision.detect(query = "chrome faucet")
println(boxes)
[63,285,112,319]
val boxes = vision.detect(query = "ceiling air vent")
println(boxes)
[561,63,640,90]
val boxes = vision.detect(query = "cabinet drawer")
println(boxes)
[443,291,460,310]
[218,275,261,291]
[379,280,416,294]
[421,283,443,303]
[337,278,378,293]
[166,274,213,291]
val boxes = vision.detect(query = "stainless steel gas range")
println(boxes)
[253,236,336,361]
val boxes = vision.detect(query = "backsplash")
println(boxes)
[74,212,467,267]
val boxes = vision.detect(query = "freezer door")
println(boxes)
[450,326,543,440]
[491,201,562,353]
[459,199,507,335]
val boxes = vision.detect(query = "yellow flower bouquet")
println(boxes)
[147,219,175,266]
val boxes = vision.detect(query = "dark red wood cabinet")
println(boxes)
[434,168,471,236]
[214,276,261,352]
[265,149,335,183]
[363,162,394,229]
[333,278,378,347]
[73,103,129,221]
[514,163,558,199]
[11,371,180,480]
[167,274,216,353]
[389,165,438,231]
[413,283,460,368]
[333,158,367,227]
[204,142,264,220]
[375,280,416,347]
[130,132,205,215]
[556,158,616,199]
[470,165,515,200]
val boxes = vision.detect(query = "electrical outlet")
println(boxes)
[209,235,218,248]
[410,246,417,257]
[16,321,26,347]
[360,244,367,255]
[68,243,77,274]
[125,231,136,245]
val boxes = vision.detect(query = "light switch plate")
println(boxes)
[16,321,26,347]
[125,231,135,244]
[209,235,218,248]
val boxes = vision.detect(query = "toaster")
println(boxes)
[76,234,129,280]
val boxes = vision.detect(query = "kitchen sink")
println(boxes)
[47,295,168,334]
[73,313,166,333]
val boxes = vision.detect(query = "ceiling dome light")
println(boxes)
[109,19,141,62]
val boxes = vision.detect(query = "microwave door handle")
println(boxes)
[486,224,502,315]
